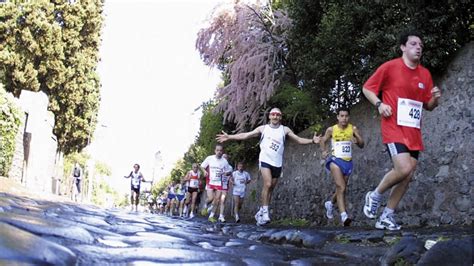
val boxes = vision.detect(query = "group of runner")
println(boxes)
[125,30,442,231]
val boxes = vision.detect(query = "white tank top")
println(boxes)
[259,125,286,167]
[131,171,142,186]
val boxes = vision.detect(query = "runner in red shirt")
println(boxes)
[362,30,441,230]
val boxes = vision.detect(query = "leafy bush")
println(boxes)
[0,84,22,176]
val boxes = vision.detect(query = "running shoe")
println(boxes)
[200,208,208,216]
[218,215,226,223]
[363,191,381,219]
[375,213,401,231]
[235,215,240,223]
[260,210,271,224]
[208,216,217,223]
[342,215,352,226]
[254,209,263,225]
[324,201,334,219]
[189,212,194,219]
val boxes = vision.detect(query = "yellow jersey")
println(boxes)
[331,124,353,161]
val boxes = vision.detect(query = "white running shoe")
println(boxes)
[341,214,352,227]
[375,214,401,231]
[189,212,194,219]
[261,209,271,224]
[324,201,334,219]
[363,191,381,219]
[218,215,226,223]
[235,214,240,223]
[254,209,263,225]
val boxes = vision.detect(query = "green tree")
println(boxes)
[0,83,21,176]
[0,1,104,155]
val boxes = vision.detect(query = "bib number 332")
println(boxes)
[397,98,422,129]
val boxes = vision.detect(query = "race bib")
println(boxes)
[209,170,222,186]
[397,98,422,129]
[333,141,352,159]
[269,140,280,152]
[132,179,140,186]
[189,179,199,188]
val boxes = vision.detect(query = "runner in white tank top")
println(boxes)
[199,143,232,222]
[216,107,321,226]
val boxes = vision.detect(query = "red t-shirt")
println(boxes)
[364,58,433,151]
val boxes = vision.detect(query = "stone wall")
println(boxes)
[223,42,473,226]
[8,91,59,194]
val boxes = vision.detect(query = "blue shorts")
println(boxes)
[176,194,185,202]
[167,194,175,200]
[325,156,353,176]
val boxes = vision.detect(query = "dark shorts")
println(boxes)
[131,185,140,194]
[188,187,199,193]
[75,179,81,193]
[167,193,175,200]
[386,143,419,160]
[260,161,282,179]
[325,156,353,176]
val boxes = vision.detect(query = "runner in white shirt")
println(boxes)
[215,154,233,222]
[230,162,252,223]
[217,107,321,226]
[200,143,232,222]
[183,163,201,218]
[124,164,147,212]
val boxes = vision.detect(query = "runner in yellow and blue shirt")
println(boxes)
[320,108,364,226]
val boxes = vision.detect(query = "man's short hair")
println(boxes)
[337,107,350,115]
[399,29,423,46]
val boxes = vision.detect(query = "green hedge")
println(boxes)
[0,84,22,176]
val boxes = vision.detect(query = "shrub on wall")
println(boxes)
[0,84,22,176]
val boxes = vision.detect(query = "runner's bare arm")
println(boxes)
[424,86,441,111]
[216,126,264,142]
[353,126,365,148]
[286,127,321,145]
[362,87,392,117]
[320,127,333,158]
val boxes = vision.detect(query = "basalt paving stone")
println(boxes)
[0,212,95,244]
[130,260,245,266]
[67,215,111,227]
[322,242,386,263]
[0,222,77,265]
[71,245,243,264]
[109,223,149,234]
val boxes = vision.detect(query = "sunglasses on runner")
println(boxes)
[270,112,282,116]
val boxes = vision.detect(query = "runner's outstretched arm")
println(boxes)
[286,128,321,145]
[216,126,264,142]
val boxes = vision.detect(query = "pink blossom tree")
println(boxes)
[196,1,292,131]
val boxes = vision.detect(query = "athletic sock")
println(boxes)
[262,206,269,212]
[381,207,394,219]
[371,190,383,200]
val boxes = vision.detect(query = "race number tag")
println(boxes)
[397,98,422,129]
[189,179,199,188]
[209,169,222,186]
[269,141,280,152]
[333,141,352,158]
[132,179,140,186]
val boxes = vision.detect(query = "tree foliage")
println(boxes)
[287,0,472,112]
[196,0,293,131]
[0,83,21,176]
[0,1,104,154]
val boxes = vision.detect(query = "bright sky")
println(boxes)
[93,0,225,193]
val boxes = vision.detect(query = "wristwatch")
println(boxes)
[375,101,382,108]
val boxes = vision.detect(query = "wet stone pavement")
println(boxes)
[0,192,472,265]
